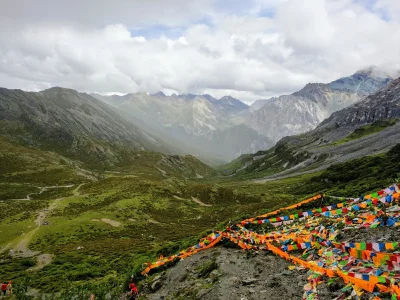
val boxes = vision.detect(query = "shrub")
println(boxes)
[19,258,36,268]
[196,259,218,278]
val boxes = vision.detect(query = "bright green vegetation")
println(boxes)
[196,258,218,278]
[0,167,315,296]
[296,143,400,196]
[0,137,89,200]
[333,119,397,146]
[1,137,399,298]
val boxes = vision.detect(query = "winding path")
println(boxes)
[2,183,86,269]
[5,184,76,201]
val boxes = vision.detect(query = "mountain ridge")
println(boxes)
[91,68,391,163]
[91,91,264,162]
[246,68,393,143]
[221,76,400,179]
[0,87,186,169]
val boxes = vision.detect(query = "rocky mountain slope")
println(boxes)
[92,92,272,162]
[93,68,391,163]
[320,76,400,127]
[0,87,196,169]
[246,67,392,143]
[222,76,400,179]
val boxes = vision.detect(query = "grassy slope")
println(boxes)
[219,120,398,180]
[0,137,90,199]
[0,141,399,296]
[0,139,216,293]
[111,151,216,180]
[218,141,313,179]
[0,155,315,294]
[297,143,400,196]
[332,119,397,146]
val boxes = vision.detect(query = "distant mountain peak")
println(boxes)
[42,86,79,94]
[152,91,166,97]
[247,68,393,143]
[329,67,393,96]
[321,76,400,127]
[354,65,393,79]
[219,95,235,100]
[218,95,248,108]
[201,94,217,102]
[292,83,329,98]
[179,93,198,101]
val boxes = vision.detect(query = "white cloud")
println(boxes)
[0,0,399,103]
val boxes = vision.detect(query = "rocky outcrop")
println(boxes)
[144,247,340,300]
[321,77,400,127]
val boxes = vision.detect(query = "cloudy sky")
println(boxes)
[0,0,399,103]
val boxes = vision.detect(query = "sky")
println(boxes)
[0,0,399,104]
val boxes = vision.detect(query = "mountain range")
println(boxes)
[0,66,395,170]
[0,87,182,169]
[247,67,392,142]
[91,92,269,164]
[222,76,400,179]
[92,67,393,163]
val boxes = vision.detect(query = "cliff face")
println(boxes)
[321,77,400,127]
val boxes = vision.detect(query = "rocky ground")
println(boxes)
[142,225,400,299]
[142,246,341,300]
[338,226,400,244]
[256,121,400,183]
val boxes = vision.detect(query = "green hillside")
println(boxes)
[332,119,397,146]
[0,137,89,200]
[1,141,399,297]
[298,142,400,196]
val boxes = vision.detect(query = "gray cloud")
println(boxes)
[0,0,399,103]
[0,0,216,27]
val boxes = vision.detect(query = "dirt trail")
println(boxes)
[12,196,63,258]
[173,195,212,207]
[101,218,121,227]
[29,254,53,271]
[6,184,76,201]
[5,183,86,268]
[73,183,85,196]
[13,230,40,258]
[191,197,212,207]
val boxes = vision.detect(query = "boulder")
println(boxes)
[241,278,258,285]
[151,280,162,291]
